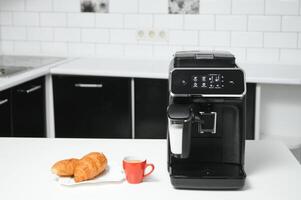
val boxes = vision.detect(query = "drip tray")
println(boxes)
[170,163,246,189]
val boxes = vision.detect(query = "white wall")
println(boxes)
[260,84,301,138]
[0,0,300,62]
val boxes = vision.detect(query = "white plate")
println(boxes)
[56,163,125,186]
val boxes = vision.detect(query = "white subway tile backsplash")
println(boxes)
[265,0,299,15]
[216,15,247,31]
[139,0,168,14]
[25,0,52,12]
[110,0,138,13]
[13,12,39,26]
[231,32,263,47]
[199,31,230,46]
[41,42,68,56]
[68,43,95,57]
[0,0,300,62]
[282,16,301,32]
[110,29,137,44]
[199,0,231,14]
[0,12,12,25]
[247,48,279,62]
[67,13,95,27]
[27,27,53,41]
[124,45,153,57]
[40,13,67,27]
[53,0,80,12]
[280,49,301,63]
[214,47,246,61]
[264,32,297,48]
[124,14,153,28]
[14,41,40,55]
[183,46,214,51]
[154,15,183,29]
[81,29,110,43]
[232,0,264,14]
[184,15,215,30]
[153,45,182,58]
[1,27,26,40]
[0,0,25,11]
[169,30,198,45]
[95,14,123,28]
[54,28,81,42]
[0,41,14,54]
[96,44,124,57]
[248,16,281,31]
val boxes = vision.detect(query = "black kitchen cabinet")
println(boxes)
[0,89,12,137]
[53,75,131,138]
[135,78,169,139]
[11,77,46,137]
[246,83,256,140]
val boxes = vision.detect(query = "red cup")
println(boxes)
[123,156,155,184]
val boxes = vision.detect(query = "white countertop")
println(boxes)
[51,57,170,79]
[1,56,301,91]
[51,58,301,85]
[0,57,72,91]
[0,138,300,200]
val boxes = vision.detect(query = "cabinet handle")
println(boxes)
[74,83,103,88]
[18,85,42,94]
[0,99,8,106]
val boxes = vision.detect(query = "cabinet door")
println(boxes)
[53,75,131,138]
[12,77,46,137]
[135,78,168,139]
[0,90,12,137]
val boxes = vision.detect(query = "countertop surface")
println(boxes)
[0,56,71,91]
[1,56,301,91]
[51,57,301,85]
[50,57,170,79]
[0,138,300,200]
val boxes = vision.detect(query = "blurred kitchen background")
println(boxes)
[1,0,301,162]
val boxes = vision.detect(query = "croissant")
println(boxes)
[51,158,79,177]
[51,152,108,183]
[74,152,107,182]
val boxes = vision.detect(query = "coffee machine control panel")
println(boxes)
[171,69,245,96]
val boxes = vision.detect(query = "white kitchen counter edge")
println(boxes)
[0,58,75,91]
[50,58,301,85]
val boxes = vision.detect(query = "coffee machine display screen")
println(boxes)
[190,74,223,89]
[171,69,245,96]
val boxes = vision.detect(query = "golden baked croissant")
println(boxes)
[51,152,108,183]
[51,158,79,177]
[74,152,107,182]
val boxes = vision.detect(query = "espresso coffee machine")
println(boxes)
[167,51,246,189]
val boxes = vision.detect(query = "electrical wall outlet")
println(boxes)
[136,29,169,43]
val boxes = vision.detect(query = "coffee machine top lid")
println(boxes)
[173,50,236,68]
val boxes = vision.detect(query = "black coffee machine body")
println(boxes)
[167,51,246,190]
